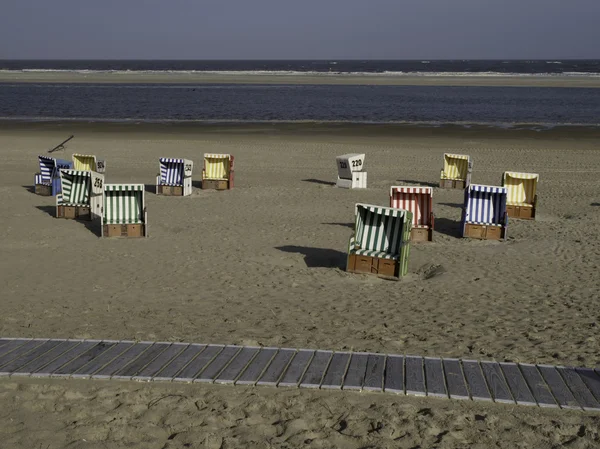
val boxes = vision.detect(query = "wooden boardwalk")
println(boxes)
[1,338,599,411]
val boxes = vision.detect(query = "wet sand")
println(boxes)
[0,122,599,447]
[1,71,600,87]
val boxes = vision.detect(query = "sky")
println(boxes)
[1,0,599,59]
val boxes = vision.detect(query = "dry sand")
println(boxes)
[1,71,600,87]
[1,122,600,447]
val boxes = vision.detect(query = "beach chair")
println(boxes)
[34,155,72,196]
[461,184,508,241]
[390,186,434,242]
[202,153,234,190]
[56,170,104,221]
[102,184,147,238]
[336,153,367,189]
[156,158,193,196]
[72,153,106,173]
[346,203,412,280]
[502,171,539,220]
[440,153,472,189]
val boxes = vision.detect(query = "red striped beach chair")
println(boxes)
[390,186,434,241]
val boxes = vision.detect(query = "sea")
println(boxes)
[1,60,599,129]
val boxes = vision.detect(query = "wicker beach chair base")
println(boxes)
[463,223,505,240]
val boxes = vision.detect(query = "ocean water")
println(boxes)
[1,59,599,76]
[0,60,599,127]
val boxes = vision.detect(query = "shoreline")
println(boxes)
[1,72,600,87]
[1,119,600,140]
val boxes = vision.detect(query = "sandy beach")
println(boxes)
[1,71,600,88]
[1,122,600,447]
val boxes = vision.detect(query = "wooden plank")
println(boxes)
[257,349,296,387]
[384,355,404,394]
[0,339,32,358]
[152,344,203,381]
[442,358,469,400]
[235,347,277,385]
[519,364,558,408]
[195,346,242,383]
[33,341,99,377]
[499,362,536,406]
[537,365,580,409]
[424,357,447,398]
[90,343,152,379]
[481,361,514,404]
[11,341,80,376]
[0,340,47,368]
[216,347,260,384]
[405,356,425,396]
[52,342,117,377]
[176,345,225,382]
[321,352,351,390]
[278,350,314,387]
[113,343,171,378]
[557,367,600,411]
[0,340,63,375]
[300,350,333,389]
[70,342,134,378]
[342,353,369,390]
[363,354,385,391]
[133,343,188,381]
[575,368,600,403]
[462,360,492,401]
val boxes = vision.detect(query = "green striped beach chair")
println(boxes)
[56,170,104,221]
[347,203,412,280]
[101,184,147,238]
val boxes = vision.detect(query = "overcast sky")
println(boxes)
[1,0,598,59]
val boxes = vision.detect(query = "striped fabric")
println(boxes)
[104,184,144,224]
[59,170,91,205]
[390,186,433,228]
[353,204,411,257]
[38,156,55,183]
[348,236,397,259]
[159,158,184,185]
[72,154,97,172]
[203,154,230,180]
[442,153,471,180]
[464,184,507,225]
[503,172,539,206]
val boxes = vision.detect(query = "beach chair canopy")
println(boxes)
[73,153,105,172]
[390,186,433,228]
[203,154,231,180]
[503,172,539,206]
[442,153,471,180]
[59,170,91,206]
[351,203,412,259]
[104,184,145,224]
[464,184,507,225]
[336,153,365,179]
[159,158,193,185]
[38,155,71,183]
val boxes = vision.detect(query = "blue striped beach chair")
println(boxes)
[101,184,147,238]
[440,153,472,189]
[347,203,412,280]
[56,170,104,221]
[461,184,508,240]
[156,158,193,196]
[34,155,72,196]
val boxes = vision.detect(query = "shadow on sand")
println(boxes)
[437,202,463,209]
[322,222,354,229]
[276,245,347,269]
[434,218,463,238]
[302,178,336,186]
[396,179,439,188]
[144,184,156,194]
[36,205,101,237]
[23,185,36,194]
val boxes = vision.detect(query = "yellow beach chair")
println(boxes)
[202,154,234,190]
[502,172,539,220]
[440,153,472,189]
